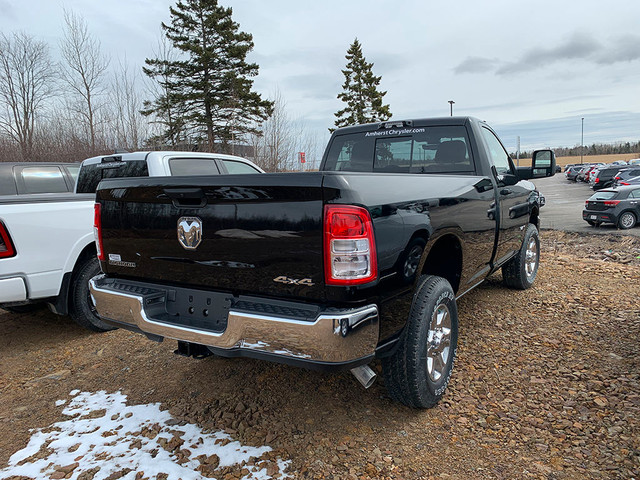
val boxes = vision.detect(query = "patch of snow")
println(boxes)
[55,399,66,406]
[0,390,290,480]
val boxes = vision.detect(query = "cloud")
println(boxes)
[454,32,640,76]
[453,56,500,74]
[496,33,600,75]
[594,34,640,64]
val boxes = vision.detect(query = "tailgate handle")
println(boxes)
[163,188,207,208]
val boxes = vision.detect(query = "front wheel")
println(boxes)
[502,223,540,290]
[618,212,636,230]
[69,256,116,332]
[382,275,458,408]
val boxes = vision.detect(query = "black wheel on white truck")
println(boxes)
[69,256,115,332]
[382,275,458,408]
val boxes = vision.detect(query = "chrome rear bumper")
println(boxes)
[89,275,379,365]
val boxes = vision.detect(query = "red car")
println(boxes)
[584,165,601,183]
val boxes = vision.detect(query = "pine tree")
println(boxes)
[143,0,273,151]
[332,38,391,131]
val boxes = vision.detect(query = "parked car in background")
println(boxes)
[0,152,262,330]
[612,168,640,187]
[564,163,579,172]
[592,166,626,190]
[577,164,602,182]
[0,162,79,196]
[625,176,640,186]
[565,165,582,181]
[583,186,640,229]
[576,165,591,182]
[611,160,628,166]
[628,158,640,166]
[584,165,603,184]
[588,166,602,187]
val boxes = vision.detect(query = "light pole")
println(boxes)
[448,100,455,117]
[581,117,584,164]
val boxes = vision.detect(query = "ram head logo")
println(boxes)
[177,217,202,250]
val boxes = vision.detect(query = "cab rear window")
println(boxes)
[21,166,68,194]
[323,126,474,174]
[76,160,149,193]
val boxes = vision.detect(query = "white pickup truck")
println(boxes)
[0,151,262,331]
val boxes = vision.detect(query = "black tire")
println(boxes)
[398,237,426,284]
[587,220,596,226]
[382,275,458,408]
[1,303,44,314]
[69,256,115,332]
[618,211,636,230]
[502,224,540,290]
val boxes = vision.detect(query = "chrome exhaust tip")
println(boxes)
[351,364,377,389]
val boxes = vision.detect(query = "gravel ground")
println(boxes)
[0,230,639,479]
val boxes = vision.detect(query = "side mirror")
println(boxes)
[516,149,556,180]
[498,173,519,186]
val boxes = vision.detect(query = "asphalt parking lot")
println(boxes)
[534,172,640,237]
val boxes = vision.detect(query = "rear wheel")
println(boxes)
[502,223,539,290]
[69,257,115,332]
[618,212,636,230]
[382,275,458,408]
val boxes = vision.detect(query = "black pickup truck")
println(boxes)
[90,117,555,408]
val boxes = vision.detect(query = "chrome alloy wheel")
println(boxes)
[426,304,452,382]
[525,237,538,279]
[620,212,635,229]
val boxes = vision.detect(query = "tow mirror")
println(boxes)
[517,149,556,180]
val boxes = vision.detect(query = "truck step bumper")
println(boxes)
[89,275,379,366]
[0,277,27,303]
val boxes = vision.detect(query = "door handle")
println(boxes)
[163,188,207,208]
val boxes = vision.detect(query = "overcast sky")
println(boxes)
[1,0,639,152]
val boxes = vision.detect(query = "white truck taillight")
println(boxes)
[0,220,16,258]
[324,205,378,285]
[94,203,105,261]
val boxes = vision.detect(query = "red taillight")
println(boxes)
[604,200,620,206]
[585,201,589,208]
[615,176,621,180]
[620,182,630,185]
[324,205,377,286]
[0,220,16,258]
[94,203,104,261]
[594,177,600,183]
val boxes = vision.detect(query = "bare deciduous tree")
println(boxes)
[110,59,148,151]
[248,89,322,172]
[60,9,109,150]
[0,32,56,161]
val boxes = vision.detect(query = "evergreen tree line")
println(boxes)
[514,141,640,159]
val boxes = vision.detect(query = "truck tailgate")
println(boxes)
[97,173,326,301]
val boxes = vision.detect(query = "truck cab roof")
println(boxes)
[76,151,262,193]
